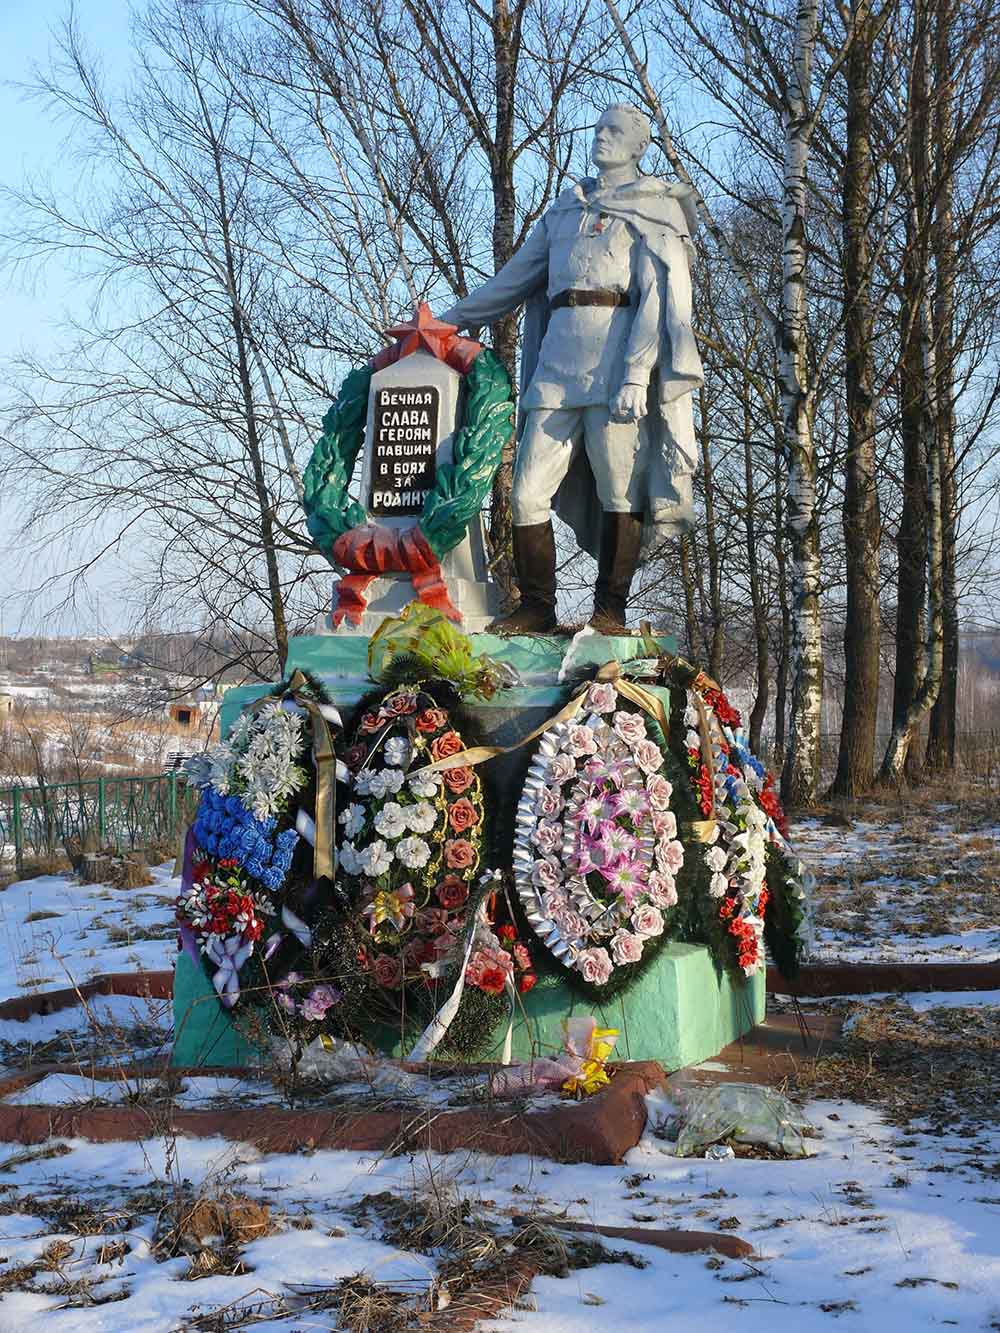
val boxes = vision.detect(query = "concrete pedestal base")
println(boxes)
[176,628,764,1072]
[172,941,764,1071]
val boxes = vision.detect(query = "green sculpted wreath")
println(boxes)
[303,349,513,561]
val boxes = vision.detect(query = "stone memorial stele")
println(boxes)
[172,102,776,1077]
[329,305,501,634]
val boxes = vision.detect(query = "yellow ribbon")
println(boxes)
[562,1025,619,1097]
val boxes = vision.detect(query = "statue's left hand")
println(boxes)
[609,383,648,423]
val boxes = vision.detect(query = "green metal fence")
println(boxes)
[0,774,196,873]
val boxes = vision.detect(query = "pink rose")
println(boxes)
[657,838,685,874]
[372,954,403,988]
[444,838,476,870]
[555,907,588,939]
[634,739,664,775]
[536,786,565,817]
[532,819,563,855]
[387,691,418,715]
[542,887,569,918]
[632,904,665,938]
[566,724,598,758]
[647,871,678,908]
[646,775,673,811]
[652,810,677,840]
[577,946,613,985]
[531,857,563,892]
[610,929,644,965]
[359,712,383,735]
[548,753,576,784]
[612,710,647,747]
[585,682,618,713]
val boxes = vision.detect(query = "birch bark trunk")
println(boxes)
[779,0,824,808]
[926,0,958,771]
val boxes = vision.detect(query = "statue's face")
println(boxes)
[591,107,646,170]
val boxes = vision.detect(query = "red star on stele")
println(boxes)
[383,303,458,361]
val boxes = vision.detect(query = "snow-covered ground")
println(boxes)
[0,795,997,1330]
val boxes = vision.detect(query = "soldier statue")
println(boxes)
[441,103,702,633]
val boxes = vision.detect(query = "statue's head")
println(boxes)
[591,104,651,171]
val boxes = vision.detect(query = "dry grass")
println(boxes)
[791,1000,1000,1139]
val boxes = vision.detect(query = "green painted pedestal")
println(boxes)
[175,628,765,1072]
[173,941,764,1071]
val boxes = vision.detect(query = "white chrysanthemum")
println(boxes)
[363,839,394,876]
[354,770,374,796]
[368,769,405,799]
[383,736,411,767]
[338,803,365,838]
[405,801,437,834]
[395,835,431,869]
[339,841,364,876]
[374,802,408,839]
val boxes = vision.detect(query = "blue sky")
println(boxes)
[0,2,134,635]
[0,0,132,361]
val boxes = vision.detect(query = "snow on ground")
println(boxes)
[0,863,179,996]
[0,792,997,1328]
[0,1096,998,1329]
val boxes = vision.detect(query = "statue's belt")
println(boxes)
[551,288,631,310]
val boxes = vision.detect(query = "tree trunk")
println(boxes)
[487,0,519,596]
[699,384,724,677]
[879,4,943,783]
[743,377,769,754]
[679,531,700,660]
[773,420,790,769]
[832,0,880,797]
[927,0,958,771]
[780,0,824,808]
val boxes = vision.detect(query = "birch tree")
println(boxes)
[606,0,858,804]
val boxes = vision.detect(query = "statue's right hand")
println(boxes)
[609,383,648,423]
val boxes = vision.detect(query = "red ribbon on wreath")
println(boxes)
[331,523,461,627]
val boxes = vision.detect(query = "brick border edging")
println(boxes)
[0,1059,666,1166]
[768,961,1000,997]
[0,971,173,1022]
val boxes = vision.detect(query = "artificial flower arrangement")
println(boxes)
[512,676,688,996]
[338,683,487,996]
[331,663,536,1058]
[176,675,362,1053]
[681,681,812,979]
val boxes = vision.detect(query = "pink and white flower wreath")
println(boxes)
[513,680,685,986]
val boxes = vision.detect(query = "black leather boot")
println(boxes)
[590,511,643,634]
[489,521,558,633]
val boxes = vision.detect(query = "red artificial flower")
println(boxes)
[517,972,537,994]
[495,924,517,942]
[476,966,509,996]
[442,766,475,795]
[415,707,449,733]
[447,797,479,833]
[444,838,475,870]
[431,730,465,761]
[704,687,742,729]
[436,875,469,910]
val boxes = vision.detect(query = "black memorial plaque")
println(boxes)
[368,385,439,516]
